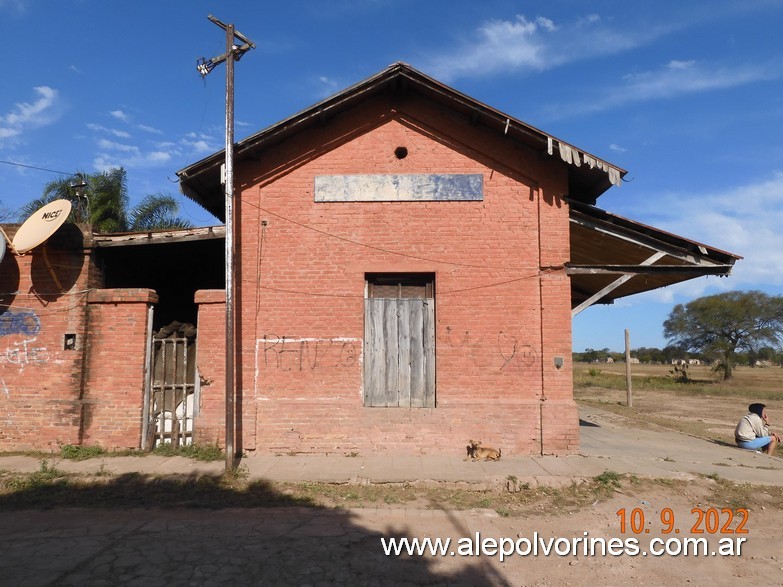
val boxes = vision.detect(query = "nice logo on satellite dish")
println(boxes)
[10,199,72,256]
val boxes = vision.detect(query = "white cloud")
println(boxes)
[93,149,172,171]
[180,135,216,154]
[425,13,660,81]
[315,75,342,98]
[622,60,776,100]
[0,86,60,145]
[137,124,162,135]
[636,172,783,290]
[93,135,174,170]
[185,132,214,140]
[188,140,212,153]
[667,59,696,70]
[559,59,781,116]
[0,127,20,139]
[87,123,131,139]
[2,86,58,127]
[110,110,130,122]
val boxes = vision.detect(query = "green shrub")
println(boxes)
[151,443,223,462]
[60,444,107,461]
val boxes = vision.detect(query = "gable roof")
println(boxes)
[175,62,739,310]
[177,62,626,220]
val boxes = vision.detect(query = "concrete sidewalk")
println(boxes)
[1,406,781,486]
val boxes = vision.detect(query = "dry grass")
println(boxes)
[575,362,783,455]
[2,464,781,518]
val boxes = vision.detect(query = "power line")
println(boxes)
[250,202,524,271]
[0,159,71,176]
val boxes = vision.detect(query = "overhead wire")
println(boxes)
[243,197,534,271]
[0,160,71,176]
[231,193,563,299]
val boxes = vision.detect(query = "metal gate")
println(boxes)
[143,319,198,449]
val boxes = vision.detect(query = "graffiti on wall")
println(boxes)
[0,310,50,379]
[0,337,51,368]
[0,309,41,337]
[258,330,538,373]
[259,335,360,371]
[497,331,537,372]
[445,326,538,372]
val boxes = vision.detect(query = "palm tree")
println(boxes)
[19,167,192,233]
[129,193,193,231]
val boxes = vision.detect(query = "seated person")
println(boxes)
[735,403,780,455]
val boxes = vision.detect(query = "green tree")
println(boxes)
[129,193,193,231]
[663,291,783,380]
[19,168,191,233]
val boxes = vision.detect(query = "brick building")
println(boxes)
[0,220,224,452]
[0,63,738,454]
[177,63,738,456]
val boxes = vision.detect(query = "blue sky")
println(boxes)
[1,0,782,351]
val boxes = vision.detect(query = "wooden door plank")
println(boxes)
[408,300,425,407]
[423,299,436,407]
[398,300,412,407]
[382,299,399,406]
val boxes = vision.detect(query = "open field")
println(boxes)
[575,362,783,455]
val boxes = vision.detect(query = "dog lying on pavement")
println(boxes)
[464,439,501,461]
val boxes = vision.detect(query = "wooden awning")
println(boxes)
[568,201,741,315]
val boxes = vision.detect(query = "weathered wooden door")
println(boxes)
[364,297,435,407]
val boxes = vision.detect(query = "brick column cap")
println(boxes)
[87,288,159,304]
[195,289,226,304]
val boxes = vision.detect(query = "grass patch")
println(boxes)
[4,460,65,492]
[60,444,107,461]
[151,443,223,461]
[595,470,622,489]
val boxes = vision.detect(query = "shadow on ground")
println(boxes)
[0,471,311,510]
[578,418,600,427]
[0,471,509,585]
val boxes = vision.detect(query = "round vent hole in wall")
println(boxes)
[394,146,408,159]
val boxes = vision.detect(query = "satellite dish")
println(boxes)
[0,233,6,263]
[12,199,72,254]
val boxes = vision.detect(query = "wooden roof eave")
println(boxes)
[567,202,740,315]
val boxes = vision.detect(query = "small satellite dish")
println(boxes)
[0,233,6,263]
[12,199,72,254]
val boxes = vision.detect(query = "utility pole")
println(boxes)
[197,15,255,471]
[625,329,633,407]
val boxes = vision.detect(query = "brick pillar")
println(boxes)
[84,288,157,449]
[194,290,226,447]
[539,269,579,454]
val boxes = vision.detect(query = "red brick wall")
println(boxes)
[196,94,578,455]
[0,241,92,450]
[192,290,227,447]
[0,229,157,451]
[82,289,157,449]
